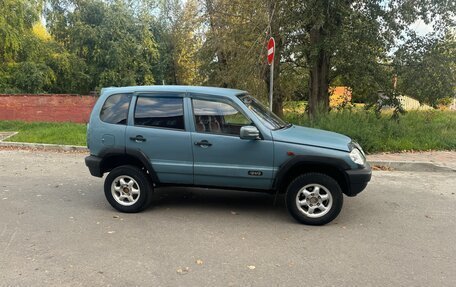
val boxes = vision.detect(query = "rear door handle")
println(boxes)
[194,140,212,148]
[130,135,146,142]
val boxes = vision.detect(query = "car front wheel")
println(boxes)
[286,173,343,225]
[104,165,152,213]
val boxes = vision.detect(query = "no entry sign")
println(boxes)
[267,37,275,111]
[267,37,275,65]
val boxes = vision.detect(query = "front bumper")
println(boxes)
[345,163,372,197]
[85,155,103,177]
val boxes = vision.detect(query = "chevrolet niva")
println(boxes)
[85,86,371,225]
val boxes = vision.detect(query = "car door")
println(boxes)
[126,93,193,184]
[190,95,274,190]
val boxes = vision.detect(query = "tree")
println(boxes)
[287,0,455,118]
[152,0,204,85]
[0,0,42,63]
[0,0,87,93]
[46,0,159,91]
[395,32,456,106]
[200,0,271,103]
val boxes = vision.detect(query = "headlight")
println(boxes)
[350,148,365,165]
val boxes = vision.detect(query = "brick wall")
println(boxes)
[0,94,97,123]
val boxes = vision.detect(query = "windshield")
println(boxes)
[238,94,289,130]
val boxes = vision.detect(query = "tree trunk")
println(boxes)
[308,26,330,119]
[205,0,228,87]
[272,44,284,118]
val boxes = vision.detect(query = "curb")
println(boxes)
[0,141,88,152]
[0,131,88,152]
[369,160,455,173]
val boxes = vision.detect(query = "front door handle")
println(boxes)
[194,140,212,148]
[130,135,146,143]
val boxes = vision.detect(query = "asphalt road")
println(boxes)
[0,150,455,287]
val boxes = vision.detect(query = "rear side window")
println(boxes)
[134,97,185,130]
[100,93,131,125]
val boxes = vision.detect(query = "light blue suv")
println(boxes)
[85,86,371,225]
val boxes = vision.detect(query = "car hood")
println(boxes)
[272,125,351,151]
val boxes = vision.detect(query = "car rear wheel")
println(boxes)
[104,165,152,213]
[286,173,343,225]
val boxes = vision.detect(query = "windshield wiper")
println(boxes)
[275,123,292,130]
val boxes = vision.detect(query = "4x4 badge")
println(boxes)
[248,171,263,176]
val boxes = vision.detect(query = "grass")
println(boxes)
[0,109,455,153]
[0,121,87,146]
[284,109,456,153]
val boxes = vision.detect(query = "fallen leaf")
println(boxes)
[196,259,203,265]
[113,215,119,219]
[176,267,190,275]
[247,265,256,270]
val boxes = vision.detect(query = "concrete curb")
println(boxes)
[0,141,89,152]
[369,160,455,173]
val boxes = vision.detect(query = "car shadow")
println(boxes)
[146,186,289,220]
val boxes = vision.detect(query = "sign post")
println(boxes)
[267,37,275,111]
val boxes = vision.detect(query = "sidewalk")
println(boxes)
[367,151,456,171]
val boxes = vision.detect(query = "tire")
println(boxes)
[286,173,343,225]
[104,165,153,213]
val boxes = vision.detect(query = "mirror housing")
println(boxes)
[240,126,260,140]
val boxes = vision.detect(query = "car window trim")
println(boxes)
[190,94,257,137]
[133,94,186,131]
[99,93,132,125]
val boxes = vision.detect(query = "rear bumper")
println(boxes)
[345,163,372,196]
[85,155,103,177]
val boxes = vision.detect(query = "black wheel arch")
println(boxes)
[96,148,159,183]
[273,155,350,195]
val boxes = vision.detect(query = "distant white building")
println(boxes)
[378,93,433,110]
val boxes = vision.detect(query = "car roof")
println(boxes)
[101,85,247,97]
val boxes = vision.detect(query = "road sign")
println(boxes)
[268,37,275,111]
[267,37,275,65]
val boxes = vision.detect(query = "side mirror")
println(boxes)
[240,126,260,140]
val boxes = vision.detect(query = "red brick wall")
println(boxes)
[0,94,97,123]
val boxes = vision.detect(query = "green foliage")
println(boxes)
[395,32,456,106]
[284,109,456,153]
[0,0,454,115]
[46,0,159,91]
[0,0,41,62]
[11,62,55,93]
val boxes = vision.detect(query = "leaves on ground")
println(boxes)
[176,267,190,275]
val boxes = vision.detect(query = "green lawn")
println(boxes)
[0,121,87,146]
[1,110,455,153]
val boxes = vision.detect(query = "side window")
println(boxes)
[134,97,185,130]
[100,93,131,125]
[192,99,251,135]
